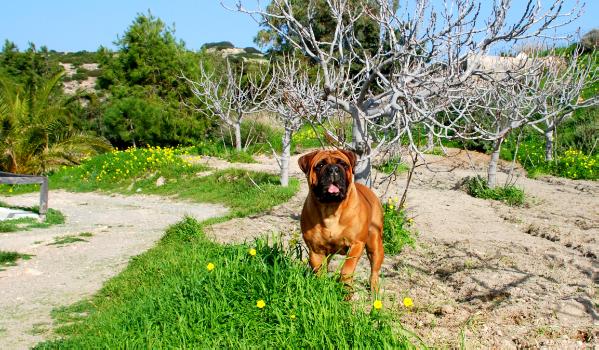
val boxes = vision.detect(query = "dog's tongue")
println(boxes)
[327,184,340,194]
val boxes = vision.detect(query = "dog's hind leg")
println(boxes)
[366,230,384,294]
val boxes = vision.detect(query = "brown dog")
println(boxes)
[298,149,384,291]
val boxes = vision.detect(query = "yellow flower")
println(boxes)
[393,196,399,203]
[249,248,257,256]
[290,314,296,320]
[389,204,394,210]
[403,297,414,308]
[373,299,383,310]
[206,262,215,271]
[256,299,266,309]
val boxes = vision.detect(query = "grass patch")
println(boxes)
[48,235,88,246]
[383,198,416,255]
[36,218,411,349]
[0,204,65,233]
[464,176,525,206]
[78,232,93,238]
[376,157,410,175]
[0,250,33,270]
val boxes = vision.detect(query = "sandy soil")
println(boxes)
[0,191,227,349]
[202,149,598,349]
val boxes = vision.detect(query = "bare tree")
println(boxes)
[530,50,598,161]
[188,59,273,151]
[228,0,582,185]
[265,55,331,186]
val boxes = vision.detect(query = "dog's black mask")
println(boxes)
[313,163,348,203]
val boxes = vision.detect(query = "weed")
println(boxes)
[463,176,525,206]
[49,235,88,246]
[78,232,93,238]
[376,158,410,175]
[0,250,32,270]
[383,197,415,255]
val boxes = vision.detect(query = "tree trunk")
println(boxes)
[351,109,371,186]
[426,129,434,151]
[234,122,242,151]
[487,138,504,188]
[279,127,292,187]
[544,129,554,161]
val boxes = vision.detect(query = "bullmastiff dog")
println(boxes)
[298,149,384,291]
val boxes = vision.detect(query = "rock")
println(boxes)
[155,176,166,187]
[440,304,455,315]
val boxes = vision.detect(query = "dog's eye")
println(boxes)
[338,161,348,169]
[315,162,326,170]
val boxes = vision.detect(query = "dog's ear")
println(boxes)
[298,151,319,174]
[340,149,357,170]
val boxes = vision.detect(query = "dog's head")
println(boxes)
[298,149,357,203]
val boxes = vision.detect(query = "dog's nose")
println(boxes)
[326,165,342,179]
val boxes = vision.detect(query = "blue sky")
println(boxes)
[0,1,596,52]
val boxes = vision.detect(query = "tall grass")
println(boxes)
[36,218,412,349]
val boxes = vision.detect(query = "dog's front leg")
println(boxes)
[308,251,327,275]
[340,242,365,286]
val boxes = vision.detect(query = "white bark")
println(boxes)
[351,108,371,185]
[544,129,554,162]
[234,121,242,152]
[280,127,292,186]
[487,138,503,188]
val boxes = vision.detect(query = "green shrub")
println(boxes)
[376,158,410,175]
[550,149,598,180]
[464,176,525,206]
[382,198,415,255]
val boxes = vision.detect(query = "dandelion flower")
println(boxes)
[249,248,257,256]
[403,297,414,308]
[256,299,266,309]
[373,300,383,310]
[290,314,296,320]
[206,262,215,271]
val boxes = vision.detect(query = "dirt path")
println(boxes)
[198,150,598,348]
[0,191,227,349]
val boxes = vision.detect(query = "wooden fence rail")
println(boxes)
[0,172,48,220]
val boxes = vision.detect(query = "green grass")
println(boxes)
[35,218,412,349]
[0,205,65,233]
[376,157,410,175]
[382,198,416,255]
[464,176,525,206]
[0,250,32,270]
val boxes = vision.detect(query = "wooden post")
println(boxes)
[39,177,49,221]
[0,172,49,222]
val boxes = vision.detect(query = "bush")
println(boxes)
[581,29,599,51]
[382,197,415,255]
[464,176,525,206]
[375,157,410,175]
[550,149,598,180]
[202,41,235,50]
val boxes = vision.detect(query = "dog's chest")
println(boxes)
[308,216,352,253]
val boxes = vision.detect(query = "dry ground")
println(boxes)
[201,149,598,349]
